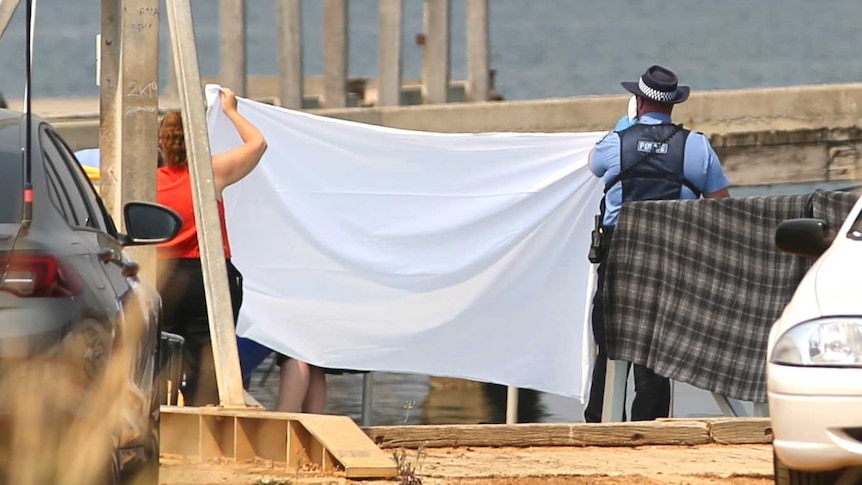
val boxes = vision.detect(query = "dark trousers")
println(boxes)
[159,258,244,407]
[583,260,671,422]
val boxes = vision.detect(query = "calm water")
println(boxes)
[7,0,861,424]
[2,0,862,101]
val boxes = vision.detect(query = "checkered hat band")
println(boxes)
[638,78,675,102]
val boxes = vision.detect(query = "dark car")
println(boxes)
[0,110,181,484]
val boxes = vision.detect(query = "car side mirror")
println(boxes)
[121,201,183,246]
[775,218,835,258]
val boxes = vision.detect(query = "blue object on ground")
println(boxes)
[74,148,100,168]
[237,337,274,386]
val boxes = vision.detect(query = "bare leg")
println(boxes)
[302,366,327,414]
[276,359,310,413]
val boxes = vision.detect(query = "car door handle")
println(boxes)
[121,261,140,277]
[97,247,116,263]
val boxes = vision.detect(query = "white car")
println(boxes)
[768,195,862,484]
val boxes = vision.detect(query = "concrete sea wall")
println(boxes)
[33,81,862,187]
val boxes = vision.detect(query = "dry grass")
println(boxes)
[0,295,152,484]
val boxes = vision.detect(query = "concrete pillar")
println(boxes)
[277,0,303,109]
[99,0,121,222]
[466,0,489,102]
[423,0,450,104]
[323,0,348,108]
[220,0,247,96]
[377,0,402,107]
[117,0,160,283]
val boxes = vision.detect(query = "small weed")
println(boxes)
[392,444,427,485]
[403,400,416,424]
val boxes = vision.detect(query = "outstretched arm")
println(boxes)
[704,187,731,198]
[213,88,268,197]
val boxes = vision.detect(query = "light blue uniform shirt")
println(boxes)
[589,112,730,226]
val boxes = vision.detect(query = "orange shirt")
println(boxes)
[157,166,232,259]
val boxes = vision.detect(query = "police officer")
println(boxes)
[584,65,731,422]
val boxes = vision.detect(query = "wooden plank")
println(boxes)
[364,421,711,449]
[200,415,233,459]
[706,418,773,445]
[234,416,255,461]
[0,0,21,42]
[161,407,396,478]
[165,0,246,407]
[298,414,398,478]
[235,416,288,462]
[160,412,201,457]
[287,419,313,469]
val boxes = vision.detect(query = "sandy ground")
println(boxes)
[160,444,774,485]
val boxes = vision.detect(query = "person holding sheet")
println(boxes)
[585,65,730,422]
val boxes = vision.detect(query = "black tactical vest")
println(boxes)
[615,123,701,202]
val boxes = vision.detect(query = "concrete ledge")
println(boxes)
[38,82,862,187]
[364,417,772,449]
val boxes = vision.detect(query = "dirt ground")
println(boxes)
[160,444,774,485]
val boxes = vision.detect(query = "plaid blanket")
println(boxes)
[604,190,859,403]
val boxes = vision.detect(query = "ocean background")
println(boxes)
[4,0,859,424]
[0,0,860,101]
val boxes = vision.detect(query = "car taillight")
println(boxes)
[0,253,83,298]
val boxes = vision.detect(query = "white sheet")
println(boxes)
[205,85,604,400]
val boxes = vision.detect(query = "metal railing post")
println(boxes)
[505,386,518,424]
[601,360,627,422]
[360,372,374,426]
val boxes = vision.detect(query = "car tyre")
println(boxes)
[774,451,843,485]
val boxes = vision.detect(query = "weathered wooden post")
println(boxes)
[422,0,450,104]
[377,0,402,107]
[0,0,21,41]
[165,0,246,407]
[322,0,348,108]
[277,0,303,109]
[466,0,489,102]
[220,0,247,96]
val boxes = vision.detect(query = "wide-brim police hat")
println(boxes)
[621,65,690,104]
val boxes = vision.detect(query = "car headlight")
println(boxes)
[771,318,862,366]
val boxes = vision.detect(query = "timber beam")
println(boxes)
[364,417,773,449]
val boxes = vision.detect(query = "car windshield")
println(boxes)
[0,149,22,223]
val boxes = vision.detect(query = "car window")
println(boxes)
[0,149,22,223]
[44,160,74,222]
[45,130,111,233]
[40,128,98,229]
